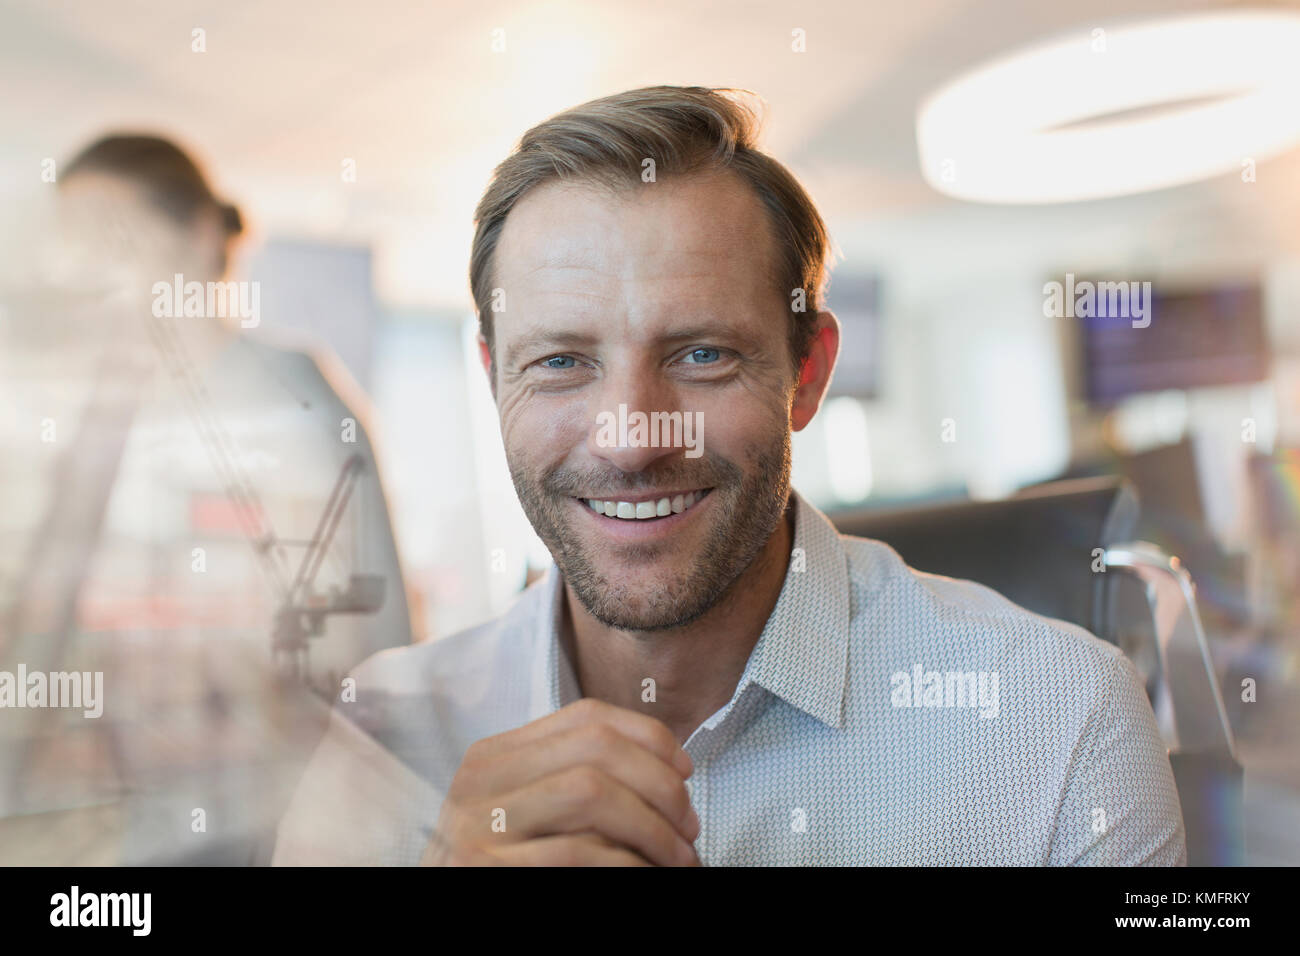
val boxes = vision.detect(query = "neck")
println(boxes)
[561,494,796,745]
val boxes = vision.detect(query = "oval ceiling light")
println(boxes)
[915,10,1300,203]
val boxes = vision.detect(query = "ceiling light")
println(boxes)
[916,11,1300,203]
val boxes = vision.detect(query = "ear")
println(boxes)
[791,310,840,432]
[477,332,497,399]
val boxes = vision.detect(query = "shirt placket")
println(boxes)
[683,738,710,865]
[680,682,765,866]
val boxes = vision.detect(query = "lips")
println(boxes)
[581,488,712,520]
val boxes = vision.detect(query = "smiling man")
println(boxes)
[273,86,1185,867]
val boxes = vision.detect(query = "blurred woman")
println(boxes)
[0,133,412,864]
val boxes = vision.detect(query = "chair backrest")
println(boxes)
[828,475,1139,643]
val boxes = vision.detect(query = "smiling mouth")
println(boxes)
[579,488,713,521]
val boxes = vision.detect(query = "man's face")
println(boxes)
[488,170,800,631]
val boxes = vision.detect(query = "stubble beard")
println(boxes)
[509,432,792,631]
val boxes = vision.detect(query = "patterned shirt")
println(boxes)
[273,489,1186,866]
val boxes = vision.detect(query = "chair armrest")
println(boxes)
[1103,541,1238,760]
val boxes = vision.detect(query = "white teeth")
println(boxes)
[585,490,709,520]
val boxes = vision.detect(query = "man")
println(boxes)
[273,86,1185,866]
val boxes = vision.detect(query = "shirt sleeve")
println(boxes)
[1047,652,1187,866]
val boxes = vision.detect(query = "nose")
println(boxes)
[586,371,684,475]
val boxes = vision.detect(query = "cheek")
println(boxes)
[731,355,799,422]
[497,388,591,462]
[697,393,787,463]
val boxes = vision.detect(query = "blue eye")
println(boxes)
[542,355,577,369]
[686,347,721,364]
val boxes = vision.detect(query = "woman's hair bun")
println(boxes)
[220,202,244,237]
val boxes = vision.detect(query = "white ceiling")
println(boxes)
[4,0,1300,307]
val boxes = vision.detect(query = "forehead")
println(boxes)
[493,170,780,325]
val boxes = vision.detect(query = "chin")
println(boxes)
[576,573,718,632]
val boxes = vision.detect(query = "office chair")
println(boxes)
[829,475,1243,866]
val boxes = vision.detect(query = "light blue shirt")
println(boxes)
[273,489,1185,865]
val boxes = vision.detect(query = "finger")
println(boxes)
[502,765,700,867]
[467,698,693,778]
[419,831,497,867]
[455,722,699,841]
[492,834,655,867]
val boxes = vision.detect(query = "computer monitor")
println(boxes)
[824,273,880,399]
[1081,280,1270,405]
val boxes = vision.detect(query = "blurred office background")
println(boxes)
[0,0,1297,864]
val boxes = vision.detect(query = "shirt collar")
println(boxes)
[531,487,851,730]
